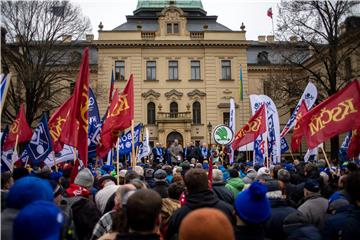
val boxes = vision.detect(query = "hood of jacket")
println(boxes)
[227,177,245,191]
[185,190,220,210]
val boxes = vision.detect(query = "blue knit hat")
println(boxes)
[7,176,53,209]
[234,181,270,224]
[13,200,64,240]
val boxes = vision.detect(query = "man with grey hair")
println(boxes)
[212,169,234,205]
[170,139,183,165]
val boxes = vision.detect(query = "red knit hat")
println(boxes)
[179,208,234,240]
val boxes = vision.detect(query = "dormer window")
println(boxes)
[167,23,179,34]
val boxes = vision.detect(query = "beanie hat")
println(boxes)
[212,169,224,183]
[179,208,234,240]
[256,167,270,179]
[134,166,144,176]
[304,179,320,193]
[74,168,94,189]
[234,181,270,224]
[154,169,167,181]
[13,200,64,240]
[7,176,53,209]
[119,169,127,178]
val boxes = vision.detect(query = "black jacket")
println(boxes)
[117,233,160,240]
[166,190,235,240]
[212,182,234,205]
[235,225,265,240]
[265,198,297,240]
[322,205,360,240]
[152,181,169,198]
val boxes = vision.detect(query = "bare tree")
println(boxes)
[268,0,360,159]
[1,0,91,126]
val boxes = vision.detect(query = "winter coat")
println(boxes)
[66,196,102,240]
[212,182,234,205]
[117,233,160,240]
[166,190,235,240]
[226,177,245,198]
[153,181,169,198]
[235,225,265,240]
[322,205,360,240]
[298,193,328,229]
[1,208,19,240]
[145,177,156,189]
[265,198,298,240]
[283,211,322,240]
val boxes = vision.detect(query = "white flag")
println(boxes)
[44,145,76,167]
[229,98,235,164]
[137,128,151,161]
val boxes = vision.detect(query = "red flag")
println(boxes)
[267,7,273,18]
[300,80,360,149]
[97,74,134,158]
[48,96,73,152]
[347,128,360,158]
[291,100,308,151]
[232,104,266,149]
[3,103,32,151]
[60,48,89,166]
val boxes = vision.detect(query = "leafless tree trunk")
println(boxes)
[268,0,360,159]
[1,0,91,126]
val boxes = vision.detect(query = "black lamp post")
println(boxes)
[207,121,212,145]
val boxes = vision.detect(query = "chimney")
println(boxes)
[62,35,72,42]
[258,35,266,42]
[289,35,298,43]
[86,34,94,41]
[267,35,274,42]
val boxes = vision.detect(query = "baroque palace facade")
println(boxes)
[95,0,265,147]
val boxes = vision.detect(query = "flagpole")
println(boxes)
[272,15,275,37]
[11,134,19,170]
[288,147,295,161]
[320,144,332,170]
[116,138,120,185]
[131,120,135,168]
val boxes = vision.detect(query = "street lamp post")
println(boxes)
[207,121,212,145]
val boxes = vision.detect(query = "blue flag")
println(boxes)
[339,131,352,162]
[280,137,289,154]
[88,88,101,158]
[118,124,142,155]
[1,126,12,172]
[21,114,52,166]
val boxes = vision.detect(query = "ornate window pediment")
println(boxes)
[165,89,183,99]
[142,89,161,99]
[158,6,187,36]
[187,89,206,97]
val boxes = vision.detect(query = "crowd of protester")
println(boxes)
[1,139,360,240]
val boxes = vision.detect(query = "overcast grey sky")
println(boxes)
[74,0,280,40]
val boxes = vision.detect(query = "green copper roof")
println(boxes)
[136,0,204,9]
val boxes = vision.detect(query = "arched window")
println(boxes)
[147,102,156,124]
[192,101,201,124]
[170,102,178,118]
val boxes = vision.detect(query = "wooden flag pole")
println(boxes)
[116,139,120,185]
[320,145,332,170]
[288,147,296,161]
[11,134,19,170]
[131,120,135,168]
[265,135,269,168]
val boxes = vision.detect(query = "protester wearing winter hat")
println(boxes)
[64,168,101,240]
[242,168,257,185]
[95,174,119,214]
[212,169,234,205]
[166,168,235,240]
[153,169,169,198]
[145,168,156,188]
[256,167,271,181]
[225,168,245,198]
[1,176,53,240]
[234,181,271,240]
[297,179,328,229]
[13,200,64,240]
[179,208,234,240]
